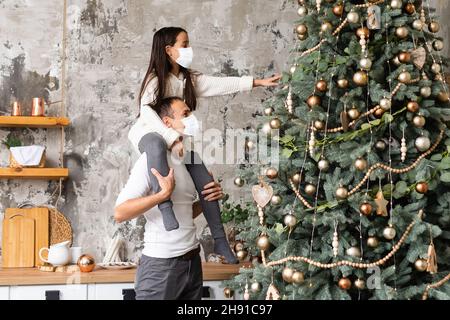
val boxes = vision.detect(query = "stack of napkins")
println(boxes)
[10,145,45,166]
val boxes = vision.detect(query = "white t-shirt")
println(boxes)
[115,152,199,258]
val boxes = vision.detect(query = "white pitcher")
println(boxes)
[39,240,71,266]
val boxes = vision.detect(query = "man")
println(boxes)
[114,97,224,300]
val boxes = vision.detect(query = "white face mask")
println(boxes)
[175,47,194,69]
[181,114,200,137]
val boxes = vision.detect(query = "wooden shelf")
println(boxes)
[0,168,69,180]
[0,116,70,128]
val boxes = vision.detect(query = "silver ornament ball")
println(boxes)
[383,226,396,240]
[347,11,360,24]
[391,0,403,9]
[346,246,362,257]
[380,98,392,111]
[318,159,330,171]
[283,214,297,228]
[415,136,431,152]
[420,87,432,98]
[360,58,372,70]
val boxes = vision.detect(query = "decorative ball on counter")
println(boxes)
[223,287,234,298]
[407,101,420,113]
[353,71,368,86]
[367,236,379,248]
[415,181,429,194]
[354,278,366,290]
[316,79,328,92]
[337,78,349,89]
[271,195,282,205]
[415,136,431,152]
[346,246,361,258]
[283,214,297,228]
[348,108,360,120]
[251,282,261,293]
[292,271,305,284]
[282,267,294,283]
[265,167,279,179]
[234,177,245,187]
[383,226,396,240]
[77,254,96,273]
[336,186,349,200]
[256,235,270,251]
[413,115,426,128]
[305,183,317,196]
[360,202,373,216]
[354,158,368,171]
[270,118,282,130]
[414,259,428,272]
[338,278,352,290]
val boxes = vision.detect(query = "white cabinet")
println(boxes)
[88,283,135,300]
[9,284,88,300]
[0,286,9,300]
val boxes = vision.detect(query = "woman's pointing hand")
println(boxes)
[253,74,282,88]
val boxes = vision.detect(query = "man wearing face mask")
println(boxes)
[115,97,221,300]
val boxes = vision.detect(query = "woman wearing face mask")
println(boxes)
[128,27,280,264]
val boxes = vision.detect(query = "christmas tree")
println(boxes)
[225,0,450,300]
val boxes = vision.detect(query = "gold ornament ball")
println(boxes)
[224,287,234,298]
[356,27,370,38]
[236,250,248,261]
[412,19,424,31]
[336,186,349,200]
[251,282,261,293]
[305,184,317,196]
[314,120,325,130]
[428,21,440,33]
[360,202,373,216]
[337,78,349,89]
[283,214,297,228]
[271,195,282,205]
[292,172,302,184]
[420,87,432,98]
[383,226,396,240]
[354,279,366,290]
[296,24,308,35]
[316,79,328,92]
[404,3,416,14]
[282,267,294,283]
[333,3,344,16]
[415,136,431,152]
[415,181,429,194]
[355,158,368,171]
[415,259,428,272]
[77,254,96,273]
[380,98,392,111]
[348,108,360,120]
[367,236,379,248]
[407,101,420,113]
[264,107,274,116]
[346,246,361,257]
[390,0,402,9]
[318,159,330,171]
[433,40,444,51]
[292,271,305,284]
[307,95,322,108]
[375,140,386,151]
[297,33,308,41]
[270,118,282,129]
[234,241,244,252]
[437,91,450,103]
[257,235,270,251]
[398,52,411,63]
[321,22,333,33]
[360,58,372,70]
[431,63,441,74]
[266,167,279,179]
[398,71,411,83]
[395,26,409,39]
[234,177,245,187]
[338,278,352,290]
[413,115,426,128]
[297,6,308,17]
[347,11,360,24]
[353,71,368,86]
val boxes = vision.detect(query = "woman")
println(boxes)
[128,27,280,264]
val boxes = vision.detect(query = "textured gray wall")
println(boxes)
[0,0,297,261]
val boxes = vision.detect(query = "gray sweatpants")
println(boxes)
[134,253,203,300]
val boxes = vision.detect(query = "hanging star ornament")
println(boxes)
[375,188,389,216]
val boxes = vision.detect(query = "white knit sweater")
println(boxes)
[128,71,254,154]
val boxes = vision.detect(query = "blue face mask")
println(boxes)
[176,47,194,69]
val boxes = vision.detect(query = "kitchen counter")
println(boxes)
[0,262,252,286]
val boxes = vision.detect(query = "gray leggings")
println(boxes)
[138,132,225,239]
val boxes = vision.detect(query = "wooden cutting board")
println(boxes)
[4,207,49,267]
[2,214,35,268]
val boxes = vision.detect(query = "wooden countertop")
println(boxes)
[0,262,252,286]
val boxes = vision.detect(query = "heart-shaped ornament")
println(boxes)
[252,183,274,208]
[411,47,426,70]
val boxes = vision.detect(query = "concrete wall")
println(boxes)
[0,0,297,261]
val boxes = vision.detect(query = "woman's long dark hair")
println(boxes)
[138,27,197,117]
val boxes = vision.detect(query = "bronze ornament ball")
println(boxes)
[77,254,96,273]
[353,71,368,86]
[307,95,322,108]
[270,118,281,129]
[415,259,428,272]
[398,52,411,63]
[257,235,270,251]
[413,115,426,128]
[355,158,368,171]
[292,271,305,284]
[314,120,325,130]
[407,101,420,113]
[336,186,349,200]
[338,278,352,290]
[333,3,344,16]
[415,181,429,194]
[337,79,349,89]
[223,287,234,298]
[360,202,373,216]
[316,79,328,92]
[367,236,379,248]
[305,184,317,196]
[428,21,440,33]
[282,267,294,283]
[395,26,409,39]
[266,167,279,179]
[348,108,360,120]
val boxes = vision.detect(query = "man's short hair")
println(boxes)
[152,96,184,118]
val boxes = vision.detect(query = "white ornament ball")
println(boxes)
[347,11,360,24]
[298,6,308,16]
[383,226,396,240]
[391,0,403,9]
